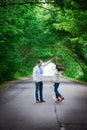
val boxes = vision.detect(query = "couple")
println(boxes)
[33,58,65,103]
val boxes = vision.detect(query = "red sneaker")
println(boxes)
[61,97,64,102]
[56,98,61,102]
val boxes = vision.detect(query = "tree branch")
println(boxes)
[0,1,55,7]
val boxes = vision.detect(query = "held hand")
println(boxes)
[51,57,58,61]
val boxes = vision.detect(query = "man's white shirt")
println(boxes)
[33,60,51,82]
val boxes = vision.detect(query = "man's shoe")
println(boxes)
[40,100,46,103]
[36,100,40,103]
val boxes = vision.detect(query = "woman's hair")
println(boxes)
[56,64,63,71]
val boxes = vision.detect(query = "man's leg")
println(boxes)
[35,82,39,101]
[39,81,43,101]
[39,81,45,102]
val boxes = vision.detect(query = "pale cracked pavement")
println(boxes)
[0,76,87,130]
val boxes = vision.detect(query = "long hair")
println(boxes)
[56,64,63,71]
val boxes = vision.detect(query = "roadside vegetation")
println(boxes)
[0,0,87,84]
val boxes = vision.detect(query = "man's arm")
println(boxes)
[43,57,56,67]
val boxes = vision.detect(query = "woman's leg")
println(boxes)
[54,82,62,99]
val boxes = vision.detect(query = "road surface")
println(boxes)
[0,76,87,130]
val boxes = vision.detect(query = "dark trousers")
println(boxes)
[35,81,43,101]
[54,82,62,98]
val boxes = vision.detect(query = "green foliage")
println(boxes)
[0,0,87,83]
[46,0,87,80]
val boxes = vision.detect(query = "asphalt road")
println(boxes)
[0,76,87,130]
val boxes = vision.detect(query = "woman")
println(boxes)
[54,64,65,102]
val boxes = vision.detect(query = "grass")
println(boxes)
[0,75,32,91]
[62,74,87,85]
[76,75,87,82]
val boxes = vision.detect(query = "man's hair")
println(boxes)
[37,59,42,64]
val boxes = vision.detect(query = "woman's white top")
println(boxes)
[54,70,61,83]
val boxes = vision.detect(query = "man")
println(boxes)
[33,58,55,103]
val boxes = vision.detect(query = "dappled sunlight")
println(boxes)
[43,63,55,76]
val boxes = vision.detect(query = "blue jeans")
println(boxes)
[35,81,43,101]
[54,82,62,98]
